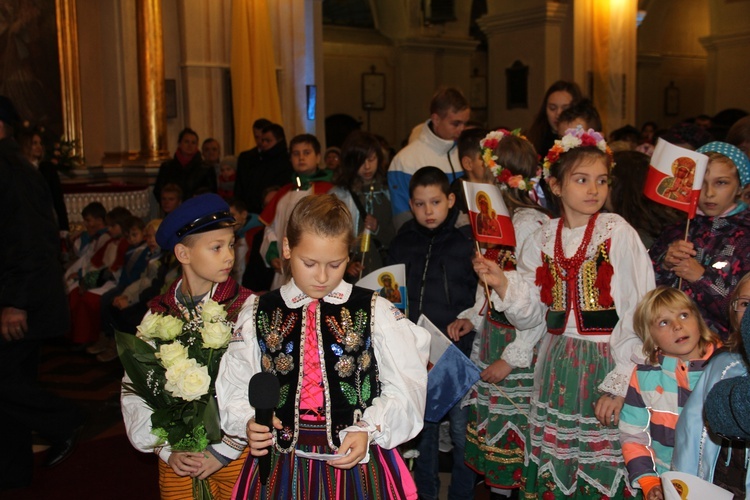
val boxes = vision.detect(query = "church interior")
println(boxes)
[2,0,750,498]
[5,0,749,222]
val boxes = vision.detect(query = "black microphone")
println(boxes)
[248,371,280,485]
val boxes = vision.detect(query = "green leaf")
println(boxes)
[204,396,222,443]
[362,375,371,402]
[278,384,290,407]
[340,381,358,405]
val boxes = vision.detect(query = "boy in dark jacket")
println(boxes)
[388,166,478,500]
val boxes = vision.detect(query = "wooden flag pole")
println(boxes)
[677,218,691,290]
[492,383,528,416]
[475,241,492,306]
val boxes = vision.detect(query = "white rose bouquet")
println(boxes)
[117,298,236,499]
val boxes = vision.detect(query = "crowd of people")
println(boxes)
[2,83,750,500]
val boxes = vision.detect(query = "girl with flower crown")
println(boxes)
[471,128,654,498]
[448,130,550,498]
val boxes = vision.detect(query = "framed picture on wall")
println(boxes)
[664,81,680,116]
[362,71,385,110]
[506,61,528,110]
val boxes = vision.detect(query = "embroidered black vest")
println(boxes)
[544,239,619,335]
[254,286,381,452]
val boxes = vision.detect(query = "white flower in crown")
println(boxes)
[560,133,582,150]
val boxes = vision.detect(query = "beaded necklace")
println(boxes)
[553,212,599,283]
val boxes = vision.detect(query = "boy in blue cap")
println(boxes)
[121,193,252,499]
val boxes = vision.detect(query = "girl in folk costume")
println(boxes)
[472,127,654,498]
[217,194,429,499]
[448,130,550,498]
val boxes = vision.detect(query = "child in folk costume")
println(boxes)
[121,194,252,499]
[448,130,549,497]
[217,194,429,499]
[471,128,655,498]
[619,287,720,500]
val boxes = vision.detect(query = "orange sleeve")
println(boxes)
[638,475,662,497]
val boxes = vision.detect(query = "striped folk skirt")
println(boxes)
[465,311,536,490]
[232,419,417,499]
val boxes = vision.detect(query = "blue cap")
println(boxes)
[156,193,235,250]
[697,141,750,186]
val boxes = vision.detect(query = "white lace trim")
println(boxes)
[539,212,623,259]
[501,342,533,369]
[599,370,632,397]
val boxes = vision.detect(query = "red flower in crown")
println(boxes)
[581,134,597,147]
[483,138,499,150]
[497,168,512,184]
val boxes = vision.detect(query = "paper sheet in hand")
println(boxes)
[660,471,733,500]
[294,449,350,461]
[417,314,481,423]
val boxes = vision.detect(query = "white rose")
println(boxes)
[561,134,582,150]
[155,341,189,368]
[154,315,184,341]
[136,313,162,340]
[201,299,227,323]
[202,321,232,349]
[168,361,211,401]
[165,358,197,390]
[596,139,608,153]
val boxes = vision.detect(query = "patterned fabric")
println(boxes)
[147,276,251,324]
[157,448,249,500]
[650,207,750,339]
[254,287,381,451]
[620,346,716,487]
[465,309,536,489]
[542,239,619,335]
[232,419,416,499]
[522,335,636,499]
[300,301,324,415]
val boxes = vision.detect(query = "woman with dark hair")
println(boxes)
[525,80,583,156]
[329,130,395,280]
[153,127,217,202]
[606,150,683,248]
[18,129,69,231]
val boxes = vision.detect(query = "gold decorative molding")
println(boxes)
[136,0,170,163]
[56,0,84,168]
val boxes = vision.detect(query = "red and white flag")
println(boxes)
[462,181,516,247]
[643,138,709,218]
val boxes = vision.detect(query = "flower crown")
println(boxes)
[542,126,613,178]
[480,128,534,191]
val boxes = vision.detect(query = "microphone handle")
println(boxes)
[254,407,274,485]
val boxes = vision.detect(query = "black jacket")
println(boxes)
[388,208,478,355]
[0,138,69,340]
[153,152,217,202]
[234,142,293,214]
